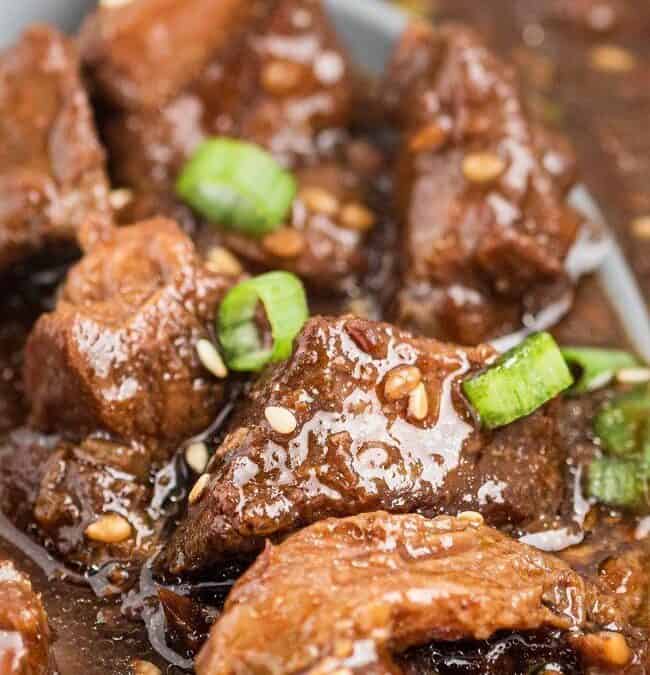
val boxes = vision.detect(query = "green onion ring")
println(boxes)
[177,138,297,236]
[462,332,573,429]
[561,347,639,394]
[218,271,308,372]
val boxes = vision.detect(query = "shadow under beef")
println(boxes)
[196,512,636,675]
[161,316,578,575]
[24,218,236,446]
[0,559,51,675]
[385,22,585,345]
[0,26,112,274]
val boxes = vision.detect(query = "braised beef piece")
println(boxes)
[24,218,236,446]
[79,0,251,111]
[0,26,112,274]
[161,316,580,574]
[196,512,635,675]
[385,23,585,345]
[100,0,375,289]
[0,559,51,674]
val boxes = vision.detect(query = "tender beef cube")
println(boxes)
[198,163,375,289]
[0,26,112,273]
[196,512,632,675]
[385,23,584,344]
[0,559,51,675]
[24,218,235,445]
[33,436,160,578]
[161,316,575,574]
[79,0,251,111]
[101,0,366,288]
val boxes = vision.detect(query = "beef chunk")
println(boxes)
[0,559,51,674]
[0,26,112,273]
[101,0,369,288]
[385,23,584,344]
[161,316,574,574]
[196,512,631,675]
[79,0,251,111]
[24,218,235,444]
[33,436,160,579]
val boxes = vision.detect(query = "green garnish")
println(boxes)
[218,271,308,372]
[587,386,650,510]
[561,347,639,394]
[462,332,573,429]
[177,138,297,236]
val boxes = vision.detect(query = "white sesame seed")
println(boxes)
[108,188,133,210]
[408,383,428,421]
[189,473,211,505]
[462,152,506,184]
[264,406,298,434]
[185,442,209,473]
[205,246,243,276]
[85,514,132,544]
[197,339,228,379]
[458,511,484,526]
[616,367,650,384]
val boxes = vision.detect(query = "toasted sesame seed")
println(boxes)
[85,514,132,544]
[339,202,376,232]
[205,246,243,276]
[384,366,422,401]
[590,45,637,73]
[261,60,304,95]
[189,473,211,505]
[631,216,650,240]
[409,123,447,153]
[408,382,428,421]
[616,367,650,384]
[262,227,305,258]
[197,339,228,379]
[108,188,133,210]
[265,406,298,434]
[185,442,209,473]
[462,152,506,184]
[132,661,162,675]
[299,187,340,216]
[458,511,484,526]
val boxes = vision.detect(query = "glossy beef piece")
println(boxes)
[79,0,251,111]
[0,26,112,274]
[386,23,584,344]
[24,218,234,445]
[32,436,160,578]
[196,512,632,675]
[102,0,366,287]
[0,559,51,675]
[161,316,576,574]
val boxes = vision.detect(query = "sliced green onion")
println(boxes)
[218,271,308,372]
[561,347,639,394]
[176,138,297,236]
[587,458,646,509]
[593,387,650,456]
[462,332,573,429]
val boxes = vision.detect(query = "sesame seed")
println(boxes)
[462,152,506,184]
[132,661,162,675]
[409,123,447,153]
[108,188,133,210]
[299,187,340,216]
[205,246,243,276]
[384,366,422,401]
[261,60,304,96]
[185,442,209,473]
[616,367,650,384]
[408,383,428,421]
[265,406,298,434]
[100,0,133,7]
[85,514,132,544]
[262,228,305,258]
[590,45,637,73]
[458,511,484,526]
[339,203,376,232]
[197,339,228,379]
[631,216,650,240]
[189,473,211,505]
